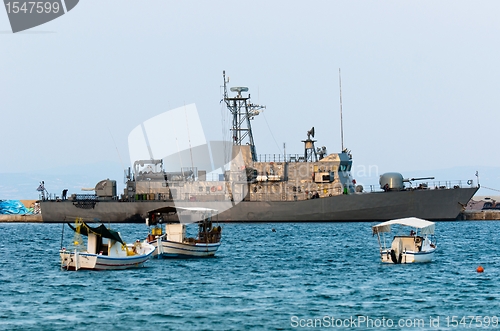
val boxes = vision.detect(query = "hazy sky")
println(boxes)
[1,1,499,187]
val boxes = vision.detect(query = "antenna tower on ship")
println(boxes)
[222,71,265,162]
[302,127,317,162]
[339,68,345,152]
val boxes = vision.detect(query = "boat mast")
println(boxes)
[339,68,344,152]
[222,71,265,162]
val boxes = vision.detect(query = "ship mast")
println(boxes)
[222,71,265,162]
[339,68,344,152]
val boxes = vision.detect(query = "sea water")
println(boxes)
[0,221,499,330]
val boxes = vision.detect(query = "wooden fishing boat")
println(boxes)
[60,219,155,271]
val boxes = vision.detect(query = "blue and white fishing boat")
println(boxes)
[60,220,155,271]
[372,217,437,264]
[146,207,222,258]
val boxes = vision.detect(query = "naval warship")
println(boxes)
[39,72,478,223]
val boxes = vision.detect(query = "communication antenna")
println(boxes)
[107,126,125,170]
[339,68,344,151]
[183,103,195,171]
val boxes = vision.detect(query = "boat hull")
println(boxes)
[380,248,436,264]
[41,187,478,223]
[59,246,155,270]
[150,240,220,258]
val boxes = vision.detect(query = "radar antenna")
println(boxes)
[302,127,317,162]
[307,127,315,139]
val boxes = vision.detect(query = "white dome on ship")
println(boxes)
[379,172,404,191]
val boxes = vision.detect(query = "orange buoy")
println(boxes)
[477,266,484,273]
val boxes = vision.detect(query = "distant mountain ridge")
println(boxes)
[0,161,124,200]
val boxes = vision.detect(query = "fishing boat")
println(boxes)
[39,72,479,223]
[59,219,155,271]
[146,207,221,258]
[372,217,437,264]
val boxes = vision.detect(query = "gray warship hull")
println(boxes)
[40,186,478,223]
[39,72,479,223]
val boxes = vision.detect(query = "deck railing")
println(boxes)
[363,179,475,193]
[257,154,311,163]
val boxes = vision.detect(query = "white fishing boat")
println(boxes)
[60,219,155,271]
[146,207,222,258]
[372,217,437,264]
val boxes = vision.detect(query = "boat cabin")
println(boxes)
[146,206,221,245]
[67,221,135,257]
[160,222,221,244]
[391,235,425,253]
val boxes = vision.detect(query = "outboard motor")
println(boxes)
[390,249,402,264]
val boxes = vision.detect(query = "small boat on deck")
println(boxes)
[372,217,437,264]
[60,219,155,271]
[146,206,222,258]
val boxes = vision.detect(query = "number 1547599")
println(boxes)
[445,316,499,328]
[5,2,60,14]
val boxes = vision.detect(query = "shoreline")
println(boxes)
[0,214,43,223]
[460,210,500,221]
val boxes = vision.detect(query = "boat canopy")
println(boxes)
[372,217,435,235]
[67,222,124,244]
[146,206,219,226]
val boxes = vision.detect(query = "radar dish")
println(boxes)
[307,127,315,138]
[230,87,249,93]
[307,126,314,139]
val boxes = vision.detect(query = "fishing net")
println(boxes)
[70,218,86,251]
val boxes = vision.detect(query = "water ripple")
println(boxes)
[0,221,499,330]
